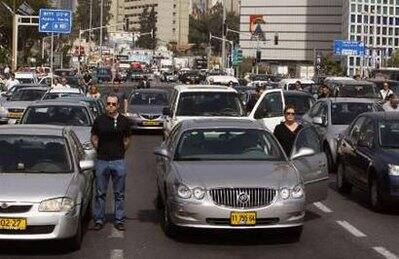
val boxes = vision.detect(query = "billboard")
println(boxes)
[249,15,265,40]
[334,40,365,56]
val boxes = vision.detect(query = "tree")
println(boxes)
[136,6,157,49]
[388,51,399,67]
[320,53,345,76]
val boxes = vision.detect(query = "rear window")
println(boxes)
[337,84,378,98]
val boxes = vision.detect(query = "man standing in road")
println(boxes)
[5,73,19,90]
[383,94,399,111]
[380,82,393,101]
[91,94,131,231]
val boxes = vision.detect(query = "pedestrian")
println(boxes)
[380,82,393,101]
[5,73,20,90]
[112,78,128,114]
[83,70,93,93]
[60,77,71,88]
[86,84,101,99]
[91,93,131,231]
[294,81,303,91]
[318,85,332,98]
[273,104,303,156]
[246,85,264,113]
[382,94,399,111]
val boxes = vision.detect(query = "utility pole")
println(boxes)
[99,0,104,64]
[221,0,226,69]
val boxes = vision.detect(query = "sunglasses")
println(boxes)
[285,112,295,115]
[107,102,118,107]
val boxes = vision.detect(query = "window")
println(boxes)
[358,118,375,147]
[254,92,283,119]
[349,116,366,143]
[293,127,322,154]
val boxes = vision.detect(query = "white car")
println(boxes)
[162,85,247,138]
[15,72,38,85]
[42,87,84,100]
[38,75,60,86]
[205,75,239,86]
[278,78,315,91]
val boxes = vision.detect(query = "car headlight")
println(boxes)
[291,185,304,199]
[388,164,399,176]
[192,187,206,199]
[177,184,191,199]
[38,197,75,212]
[280,188,290,199]
[126,112,139,118]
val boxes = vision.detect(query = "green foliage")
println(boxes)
[188,3,239,55]
[136,6,157,49]
[388,51,399,67]
[321,53,345,76]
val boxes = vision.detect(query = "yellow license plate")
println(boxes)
[143,120,160,126]
[8,112,22,119]
[230,211,256,226]
[0,218,27,230]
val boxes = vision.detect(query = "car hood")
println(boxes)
[0,173,73,202]
[172,161,299,189]
[128,105,165,115]
[2,101,32,110]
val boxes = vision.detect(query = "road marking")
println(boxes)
[109,226,124,238]
[110,249,124,259]
[313,202,333,213]
[373,247,399,259]
[336,220,367,237]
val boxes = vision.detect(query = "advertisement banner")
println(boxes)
[249,15,265,40]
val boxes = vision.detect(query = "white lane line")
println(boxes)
[110,249,124,259]
[373,247,399,259]
[336,220,367,237]
[108,226,124,238]
[313,202,333,213]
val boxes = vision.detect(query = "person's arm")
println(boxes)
[123,137,130,151]
[91,134,99,150]
[91,119,99,149]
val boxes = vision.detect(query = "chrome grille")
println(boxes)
[141,114,161,120]
[0,205,32,213]
[210,188,276,208]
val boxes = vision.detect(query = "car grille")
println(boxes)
[7,108,24,113]
[0,205,32,214]
[210,188,277,208]
[141,114,161,120]
[206,218,279,226]
[0,225,55,235]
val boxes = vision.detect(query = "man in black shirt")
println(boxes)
[91,93,131,231]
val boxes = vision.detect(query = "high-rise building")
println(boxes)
[124,0,189,45]
[51,0,77,11]
[108,0,125,31]
[342,0,399,76]
[239,0,342,73]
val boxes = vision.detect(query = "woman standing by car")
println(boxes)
[87,84,101,99]
[273,104,303,156]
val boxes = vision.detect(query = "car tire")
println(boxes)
[160,197,179,238]
[369,175,385,212]
[337,163,352,194]
[286,226,303,242]
[67,212,82,251]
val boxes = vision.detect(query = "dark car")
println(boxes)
[55,97,105,118]
[331,80,379,99]
[336,112,399,211]
[95,67,112,83]
[126,89,169,130]
[367,79,399,96]
[179,71,205,84]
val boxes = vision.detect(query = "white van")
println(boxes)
[278,78,315,91]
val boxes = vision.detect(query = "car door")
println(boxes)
[249,89,284,132]
[163,90,178,136]
[302,101,322,124]
[291,126,329,204]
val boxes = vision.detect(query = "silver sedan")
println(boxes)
[153,118,328,240]
[0,125,94,251]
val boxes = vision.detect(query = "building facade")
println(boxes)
[239,0,342,72]
[51,0,77,11]
[123,0,189,45]
[108,0,125,31]
[342,0,399,76]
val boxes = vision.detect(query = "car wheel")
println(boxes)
[67,213,82,251]
[337,163,352,194]
[369,176,385,212]
[160,197,178,238]
[324,145,335,174]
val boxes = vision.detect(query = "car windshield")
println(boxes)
[43,92,83,100]
[331,102,375,125]
[130,91,169,105]
[285,95,315,115]
[0,135,71,173]
[176,92,245,116]
[175,129,285,161]
[379,120,399,148]
[11,89,46,101]
[337,84,377,98]
[17,78,34,84]
[22,106,91,126]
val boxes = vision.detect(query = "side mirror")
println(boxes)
[79,160,95,171]
[153,147,172,159]
[313,116,327,126]
[291,147,316,160]
[163,107,171,116]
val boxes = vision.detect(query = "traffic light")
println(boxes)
[256,50,261,63]
[274,33,279,45]
[124,18,129,31]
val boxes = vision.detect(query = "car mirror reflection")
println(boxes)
[291,147,316,160]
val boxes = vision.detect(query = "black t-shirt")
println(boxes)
[83,74,92,83]
[273,123,303,156]
[91,114,131,161]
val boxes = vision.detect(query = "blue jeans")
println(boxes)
[93,159,126,225]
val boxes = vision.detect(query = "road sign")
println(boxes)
[231,49,243,66]
[39,9,72,34]
[334,40,365,56]
[314,50,323,74]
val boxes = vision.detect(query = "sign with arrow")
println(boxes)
[39,9,72,34]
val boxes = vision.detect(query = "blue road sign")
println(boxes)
[39,9,72,34]
[334,40,365,56]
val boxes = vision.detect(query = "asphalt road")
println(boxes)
[1,131,399,259]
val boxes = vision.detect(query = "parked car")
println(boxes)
[127,89,169,130]
[1,87,49,124]
[154,118,328,239]
[248,89,316,132]
[0,124,94,250]
[336,112,399,211]
[302,98,382,173]
[20,101,96,159]
[94,67,112,83]
[162,85,246,138]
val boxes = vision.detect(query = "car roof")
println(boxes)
[0,124,68,137]
[131,88,168,93]
[180,118,265,131]
[361,112,399,121]
[30,100,89,107]
[47,87,82,93]
[279,78,315,84]
[174,84,237,92]
[320,97,378,103]
[18,87,50,91]
[13,84,42,87]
